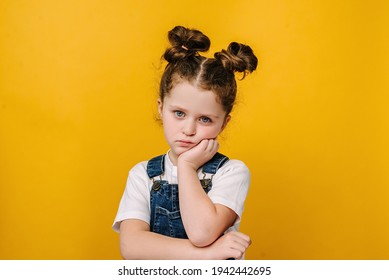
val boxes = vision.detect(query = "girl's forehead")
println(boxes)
[164,82,225,115]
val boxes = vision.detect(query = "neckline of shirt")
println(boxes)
[166,150,177,176]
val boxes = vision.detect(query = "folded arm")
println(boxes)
[119,219,250,260]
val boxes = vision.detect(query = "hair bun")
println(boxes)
[163,26,211,63]
[214,42,258,77]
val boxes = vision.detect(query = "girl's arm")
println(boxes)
[178,163,236,247]
[177,139,247,247]
[119,219,250,260]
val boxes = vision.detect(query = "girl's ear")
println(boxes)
[157,99,163,117]
[221,115,231,132]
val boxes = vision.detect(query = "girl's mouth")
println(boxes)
[176,140,195,147]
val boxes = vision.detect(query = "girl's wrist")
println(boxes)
[192,243,213,260]
[177,158,199,171]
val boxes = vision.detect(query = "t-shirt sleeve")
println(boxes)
[112,162,150,232]
[207,160,251,226]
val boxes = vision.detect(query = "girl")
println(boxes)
[113,26,258,259]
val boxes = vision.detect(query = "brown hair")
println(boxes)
[160,26,258,116]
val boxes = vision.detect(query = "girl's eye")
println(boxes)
[174,111,185,118]
[200,116,212,123]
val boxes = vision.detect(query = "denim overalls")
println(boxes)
[146,152,229,238]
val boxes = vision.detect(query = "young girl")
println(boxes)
[113,26,258,259]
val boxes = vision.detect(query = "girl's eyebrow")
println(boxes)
[168,104,186,110]
[168,104,221,119]
[202,114,221,119]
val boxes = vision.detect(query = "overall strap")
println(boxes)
[146,154,165,178]
[202,152,229,174]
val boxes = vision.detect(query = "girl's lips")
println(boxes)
[176,140,195,147]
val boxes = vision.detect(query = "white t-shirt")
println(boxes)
[112,152,250,233]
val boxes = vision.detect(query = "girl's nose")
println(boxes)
[182,120,196,136]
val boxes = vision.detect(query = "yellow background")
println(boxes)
[1,0,388,259]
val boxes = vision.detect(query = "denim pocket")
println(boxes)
[152,206,187,238]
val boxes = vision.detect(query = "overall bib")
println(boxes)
[146,152,229,238]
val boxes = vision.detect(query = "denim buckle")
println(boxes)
[152,181,161,191]
[200,179,211,189]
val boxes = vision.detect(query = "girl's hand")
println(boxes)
[206,231,251,260]
[177,139,219,170]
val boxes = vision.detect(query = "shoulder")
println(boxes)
[211,158,250,184]
[126,160,149,183]
[124,160,151,193]
[217,159,250,177]
[129,160,148,175]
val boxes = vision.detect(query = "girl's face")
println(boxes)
[158,81,230,165]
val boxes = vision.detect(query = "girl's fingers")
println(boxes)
[233,238,251,253]
[228,231,251,242]
[232,237,250,250]
[229,233,251,258]
[205,139,218,153]
[230,241,247,253]
[199,139,209,151]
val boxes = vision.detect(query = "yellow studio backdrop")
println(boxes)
[0,0,388,259]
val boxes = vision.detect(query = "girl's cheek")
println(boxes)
[203,129,220,139]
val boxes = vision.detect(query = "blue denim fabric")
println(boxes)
[147,152,229,239]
